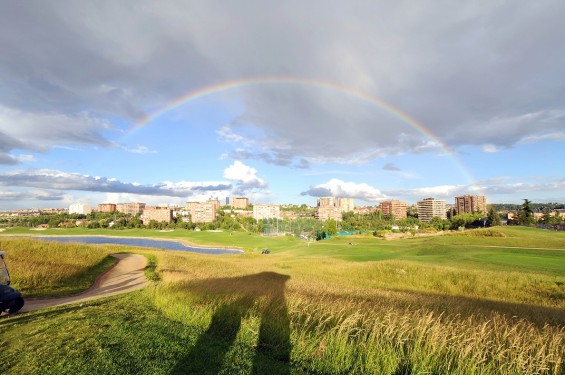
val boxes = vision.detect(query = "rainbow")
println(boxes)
[131,76,481,188]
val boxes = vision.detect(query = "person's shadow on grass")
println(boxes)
[170,272,291,375]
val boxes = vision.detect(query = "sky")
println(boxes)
[0,1,564,211]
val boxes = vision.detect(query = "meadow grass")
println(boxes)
[0,238,116,297]
[1,227,564,374]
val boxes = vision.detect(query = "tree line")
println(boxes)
[2,199,562,235]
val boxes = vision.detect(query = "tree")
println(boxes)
[449,212,483,230]
[485,207,501,227]
[428,216,449,231]
[516,199,534,225]
[324,219,338,236]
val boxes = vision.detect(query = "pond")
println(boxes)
[35,236,243,255]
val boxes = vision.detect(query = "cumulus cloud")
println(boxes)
[301,178,388,202]
[0,169,231,198]
[223,161,267,194]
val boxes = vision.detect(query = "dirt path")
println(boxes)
[19,253,148,313]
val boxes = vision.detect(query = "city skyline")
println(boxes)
[0,2,564,211]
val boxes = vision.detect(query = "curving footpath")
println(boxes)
[19,253,148,313]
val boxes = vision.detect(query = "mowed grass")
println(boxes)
[1,227,564,374]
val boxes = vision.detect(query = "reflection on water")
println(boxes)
[35,236,242,255]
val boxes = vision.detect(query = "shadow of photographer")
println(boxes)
[170,271,291,374]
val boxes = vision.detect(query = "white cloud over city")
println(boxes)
[301,179,388,202]
[224,161,268,194]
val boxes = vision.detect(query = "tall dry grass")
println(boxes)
[1,238,114,297]
[147,250,565,374]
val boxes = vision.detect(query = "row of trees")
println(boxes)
[508,199,564,226]
[340,210,491,233]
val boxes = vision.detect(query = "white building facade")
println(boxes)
[417,198,446,222]
[69,203,92,215]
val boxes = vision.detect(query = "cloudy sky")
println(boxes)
[1,1,564,210]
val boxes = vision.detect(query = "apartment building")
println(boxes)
[69,203,92,215]
[116,202,146,215]
[317,197,336,207]
[97,203,116,213]
[316,197,342,221]
[380,200,408,220]
[253,204,280,220]
[455,195,487,215]
[316,206,342,221]
[231,197,249,209]
[417,198,446,222]
[189,201,217,223]
[142,206,172,225]
[208,199,221,211]
[337,197,355,213]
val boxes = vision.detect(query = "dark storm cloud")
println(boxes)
[0,169,232,198]
[0,1,564,164]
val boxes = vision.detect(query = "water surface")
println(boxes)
[35,236,243,255]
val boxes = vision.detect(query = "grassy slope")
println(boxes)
[1,238,117,297]
[0,293,295,375]
[1,227,564,374]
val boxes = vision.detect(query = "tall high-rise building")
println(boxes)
[455,195,487,215]
[380,200,408,220]
[417,198,446,222]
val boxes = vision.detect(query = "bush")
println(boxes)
[374,229,391,237]
[454,229,506,237]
